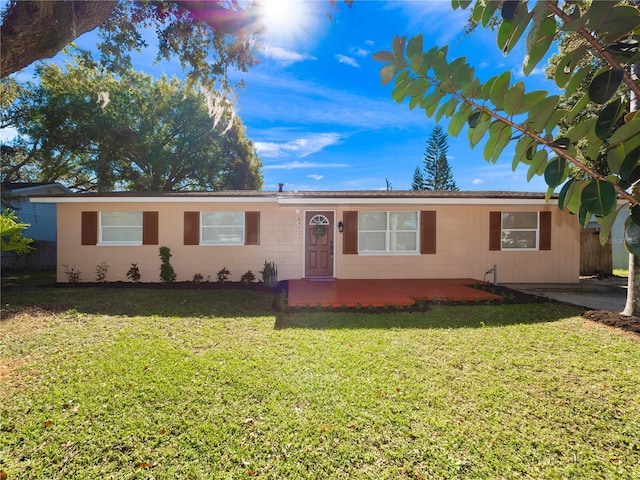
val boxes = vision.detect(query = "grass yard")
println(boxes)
[1,285,640,479]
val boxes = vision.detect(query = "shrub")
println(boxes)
[63,264,81,283]
[95,261,109,282]
[240,270,256,284]
[192,273,204,283]
[260,260,278,287]
[216,267,231,283]
[126,263,141,283]
[159,246,176,283]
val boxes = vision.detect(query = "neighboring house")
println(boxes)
[30,190,580,284]
[2,182,70,268]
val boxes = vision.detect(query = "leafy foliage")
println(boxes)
[423,125,458,191]
[410,166,426,190]
[0,209,33,254]
[1,61,263,191]
[376,0,640,245]
[159,246,176,283]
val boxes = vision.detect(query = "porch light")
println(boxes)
[338,221,344,233]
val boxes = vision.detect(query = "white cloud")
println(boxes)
[256,132,342,159]
[472,178,485,185]
[349,46,370,57]
[307,174,324,180]
[260,45,316,66]
[264,161,349,170]
[335,54,360,68]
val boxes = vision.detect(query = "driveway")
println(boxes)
[505,276,628,313]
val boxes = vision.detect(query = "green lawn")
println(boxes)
[1,286,639,479]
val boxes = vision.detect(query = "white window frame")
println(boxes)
[98,211,143,246]
[358,211,419,255]
[200,211,245,246]
[501,212,539,251]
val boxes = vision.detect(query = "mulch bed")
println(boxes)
[582,310,640,335]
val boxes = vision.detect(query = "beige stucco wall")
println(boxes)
[55,200,579,284]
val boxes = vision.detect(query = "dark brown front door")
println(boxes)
[305,211,334,277]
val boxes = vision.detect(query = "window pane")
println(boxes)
[101,211,142,227]
[389,212,418,230]
[502,212,537,229]
[202,211,243,227]
[390,232,417,251]
[202,226,244,244]
[359,212,386,230]
[102,227,142,242]
[502,230,537,249]
[359,232,385,251]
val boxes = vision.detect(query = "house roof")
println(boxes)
[29,190,559,206]
[2,182,70,195]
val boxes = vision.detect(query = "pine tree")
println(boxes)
[423,125,458,191]
[411,166,425,190]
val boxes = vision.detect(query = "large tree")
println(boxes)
[374,1,640,313]
[423,124,458,191]
[2,61,263,191]
[0,0,262,91]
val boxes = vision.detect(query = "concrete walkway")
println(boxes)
[504,276,628,313]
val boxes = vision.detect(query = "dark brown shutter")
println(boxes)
[245,211,260,245]
[489,211,502,251]
[343,211,358,254]
[81,211,98,245]
[142,211,159,245]
[420,211,437,254]
[539,211,552,250]
[184,211,200,245]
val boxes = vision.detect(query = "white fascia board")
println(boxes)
[276,197,557,206]
[30,196,278,204]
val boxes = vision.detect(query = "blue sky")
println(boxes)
[8,0,563,192]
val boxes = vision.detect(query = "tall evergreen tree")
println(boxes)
[411,166,425,190]
[423,125,457,191]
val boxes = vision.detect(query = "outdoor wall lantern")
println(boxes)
[338,221,344,234]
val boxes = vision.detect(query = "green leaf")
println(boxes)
[527,149,548,181]
[424,90,447,117]
[513,136,535,170]
[558,179,574,210]
[379,65,394,85]
[600,5,640,44]
[435,96,459,122]
[581,180,617,216]
[497,20,513,52]
[565,66,590,97]
[624,217,640,256]
[504,7,533,55]
[408,95,422,110]
[468,113,492,148]
[565,93,589,124]
[482,0,501,26]
[595,97,623,139]
[554,44,588,89]
[619,146,640,183]
[501,1,519,20]
[406,35,424,59]
[550,137,570,150]
[609,118,640,148]
[527,95,559,132]
[597,207,621,247]
[392,36,406,57]
[519,90,549,114]
[606,144,625,175]
[502,81,525,117]
[373,51,394,62]
[409,54,425,76]
[631,204,640,228]
[489,71,511,109]
[566,180,588,215]
[484,122,512,163]
[523,16,556,76]
[544,157,568,187]
[468,110,482,128]
[578,205,590,227]
[405,78,431,97]
[588,68,624,105]
[448,102,472,137]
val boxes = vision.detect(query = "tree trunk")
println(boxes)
[622,57,639,316]
[1,1,117,78]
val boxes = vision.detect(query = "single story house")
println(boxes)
[30,190,580,284]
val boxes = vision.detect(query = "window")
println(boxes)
[501,212,538,250]
[201,211,244,245]
[99,211,143,245]
[358,211,418,253]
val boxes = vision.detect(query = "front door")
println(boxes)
[305,211,334,277]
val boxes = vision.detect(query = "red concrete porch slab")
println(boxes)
[287,278,502,308]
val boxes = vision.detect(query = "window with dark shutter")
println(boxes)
[489,211,502,251]
[539,211,551,250]
[245,212,260,245]
[343,211,358,254]
[420,211,436,254]
[143,212,159,245]
[184,211,200,245]
[81,211,98,245]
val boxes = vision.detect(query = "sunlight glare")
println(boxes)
[259,0,316,44]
